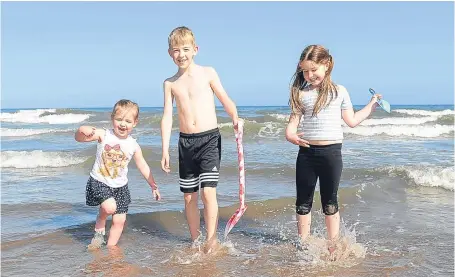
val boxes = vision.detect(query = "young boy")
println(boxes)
[160,26,239,253]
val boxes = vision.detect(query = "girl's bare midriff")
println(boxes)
[307,140,342,146]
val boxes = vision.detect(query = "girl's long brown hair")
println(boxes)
[289,45,337,117]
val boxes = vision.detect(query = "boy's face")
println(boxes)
[168,43,198,69]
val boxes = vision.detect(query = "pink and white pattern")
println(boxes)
[224,120,247,239]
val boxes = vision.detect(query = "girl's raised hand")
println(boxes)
[370,93,382,103]
[369,93,382,111]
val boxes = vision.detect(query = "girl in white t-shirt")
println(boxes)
[75,99,161,249]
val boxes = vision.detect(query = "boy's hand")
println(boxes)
[233,118,242,131]
[161,153,171,173]
[152,188,161,201]
[287,132,310,147]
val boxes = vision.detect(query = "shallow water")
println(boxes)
[1,105,454,276]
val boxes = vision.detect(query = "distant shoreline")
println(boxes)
[2,104,455,111]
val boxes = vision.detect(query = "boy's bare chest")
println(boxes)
[173,78,212,99]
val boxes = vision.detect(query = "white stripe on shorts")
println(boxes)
[200,179,219,183]
[200,172,219,176]
[200,172,219,183]
[200,173,219,178]
[179,182,200,188]
[179,177,200,187]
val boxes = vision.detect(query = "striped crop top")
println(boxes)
[299,84,353,141]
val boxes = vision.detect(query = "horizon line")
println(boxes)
[1,103,455,110]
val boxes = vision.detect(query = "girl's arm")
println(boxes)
[285,113,309,147]
[342,94,381,128]
[133,145,161,200]
[75,126,105,143]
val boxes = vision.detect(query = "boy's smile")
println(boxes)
[169,43,198,69]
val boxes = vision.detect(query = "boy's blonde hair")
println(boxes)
[111,99,139,120]
[168,26,196,49]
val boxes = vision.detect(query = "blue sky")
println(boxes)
[2,1,454,109]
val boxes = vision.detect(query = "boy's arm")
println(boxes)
[133,145,161,200]
[208,67,239,126]
[160,80,174,172]
[75,126,105,143]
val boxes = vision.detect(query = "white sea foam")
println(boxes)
[254,110,454,138]
[383,165,454,191]
[217,119,258,129]
[1,150,87,168]
[343,124,453,138]
[0,128,71,137]
[0,109,91,124]
[218,122,234,128]
[394,109,454,117]
[270,110,450,127]
[258,122,284,138]
[269,113,290,122]
[358,116,437,126]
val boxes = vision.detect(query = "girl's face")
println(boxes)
[111,109,138,139]
[300,60,328,88]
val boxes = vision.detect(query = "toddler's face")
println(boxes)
[111,109,137,138]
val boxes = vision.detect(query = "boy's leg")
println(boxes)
[179,133,203,241]
[198,129,221,252]
[201,187,218,246]
[184,192,201,241]
[107,213,127,246]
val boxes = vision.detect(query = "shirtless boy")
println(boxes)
[160,26,239,252]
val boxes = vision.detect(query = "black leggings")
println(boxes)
[295,144,343,216]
